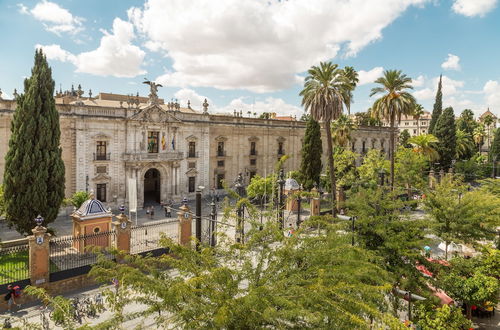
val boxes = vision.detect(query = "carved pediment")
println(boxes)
[215,135,228,142]
[185,168,198,176]
[91,132,111,140]
[129,104,181,123]
[185,135,198,142]
[277,136,286,143]
[248,136,259,142]
[91,173,111,181]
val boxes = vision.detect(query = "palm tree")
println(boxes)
[473,124,486,153]
[300,62,348,215]
[455,129,474,159]
[483,114,495,150]
[413,104,425,135]
[331,114,357,149]
[409,134,439,162]
[370,70,416,189]
[341,66,359,116]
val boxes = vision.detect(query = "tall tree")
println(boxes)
[370,69,416,190]
[331,114,357,149]
[299,118,323,190]
[409,133,439,162]
[455,129,475,160]
[473,124,486,153]
[428,74,443,134]
[399,129,411,148]
[413,103,425,135]
[491,128,500,177]
[434,107,456,170]
[456,109,477,136]
[340,66,359,116]
[3,49,65,234]
[301,62,348,215]
[483,114,495,150]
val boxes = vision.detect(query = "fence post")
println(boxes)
[112,205,132,254]
[178,200,192,247]
[310,187,320,216]
[28,222,51,287]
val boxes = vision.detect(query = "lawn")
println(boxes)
[0,250,59,284]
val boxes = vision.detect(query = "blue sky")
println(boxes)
[1,0,500,118]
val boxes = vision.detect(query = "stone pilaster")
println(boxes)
[28,226,51,287]
[112,212,132,254]
[178,204,192,247]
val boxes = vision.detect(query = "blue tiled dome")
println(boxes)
[75,198,109,217]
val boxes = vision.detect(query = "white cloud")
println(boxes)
[37,18,146,78]
[357,67,384,86]
[452,0,497,17]
[35,44,76,62]
[441,54,461,71]
[174,88,211,109]
[483,80,500,115]
[413,75,425,87]
[128,0,429,93]
[20,0,84,35]
[413,75,465,102]
[413,88,434,100]
[216,97,304,118]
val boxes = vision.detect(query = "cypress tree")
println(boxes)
[3,50,65,235]
[434,107,456,170]
[399,129,411,148]
[490,128,500,161]
[428,74,443,134]
[300,118,322,190]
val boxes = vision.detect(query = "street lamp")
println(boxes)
[209,195,217,247]
[337,214,357,246]
[296,184,303,228]
[277,169,285,229]
[235,173,246,243]
[492,154,498,178]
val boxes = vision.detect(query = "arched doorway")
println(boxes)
[144,168,161,205]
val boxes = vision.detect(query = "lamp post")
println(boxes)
[337,214,356,246]
[277,169,285,229]
[210,196,217,247]
[296,189,302,229]
[235,173,245,243]
[195,186,203,251]
[492,154,498,178]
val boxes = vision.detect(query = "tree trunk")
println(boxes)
[325,120,337,216]
[466,304,472,320]
[390,116,395,191]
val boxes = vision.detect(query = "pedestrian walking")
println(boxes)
[166,205,171,218]
[216,191,220,202]
[4,284,20,312]
[150,206,155,219]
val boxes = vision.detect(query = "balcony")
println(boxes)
[94,153,110,161]
[217,150,227,157]
[277,150,285,156]
[186,151,199,158]
[123,151,183,162]
[250,150,258,156]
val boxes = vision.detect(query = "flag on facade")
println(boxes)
[161,134,166,150]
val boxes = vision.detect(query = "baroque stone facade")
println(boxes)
[0,92,393,208]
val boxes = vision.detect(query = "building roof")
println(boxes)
[74,194,111,219]
[479,108,497,120]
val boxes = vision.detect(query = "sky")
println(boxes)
[1,0,500,119]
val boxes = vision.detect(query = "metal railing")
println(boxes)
[186,151,199,158]
[217,150,227,157]
[123,151,183,162]
[93,153,111,161]
[0,244,29,285]
[130,220,178,255]
[250,150,258,156]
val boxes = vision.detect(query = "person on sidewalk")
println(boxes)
[4,285,19,312]
[150,206,155,219]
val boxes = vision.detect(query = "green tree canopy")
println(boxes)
[399,129,411,148]
[490,127,500,163]
[456,109,477,137]
[433,107,456,170]
[357,149,390,187]
[428,74,442,134]
[299,117,322,190]
[414,304,472,330]
[3,49,65,234]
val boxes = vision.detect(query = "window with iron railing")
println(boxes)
[96,141,107,160]
[278,142,284,155]
[217,142,226,156]
[188,141,196,158]
[250,141,257,155]
[148,131,159,153]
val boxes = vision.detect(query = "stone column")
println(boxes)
[112,210,132,254]
[28,226,51,287]
[310,187,320,216]
[178,204,192,247]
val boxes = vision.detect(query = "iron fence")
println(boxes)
[130,220,177,255]
[0,244,29,285]
[49,231,116,281]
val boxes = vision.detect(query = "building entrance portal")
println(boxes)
[144,168,161,205]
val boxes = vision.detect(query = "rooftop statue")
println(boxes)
[143,78,163,105]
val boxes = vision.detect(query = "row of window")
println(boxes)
[403,121,428,126]
[217,141,284,156]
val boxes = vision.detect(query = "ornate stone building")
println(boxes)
[0,87,392,208]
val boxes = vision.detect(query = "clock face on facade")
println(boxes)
[121,222,127,229]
